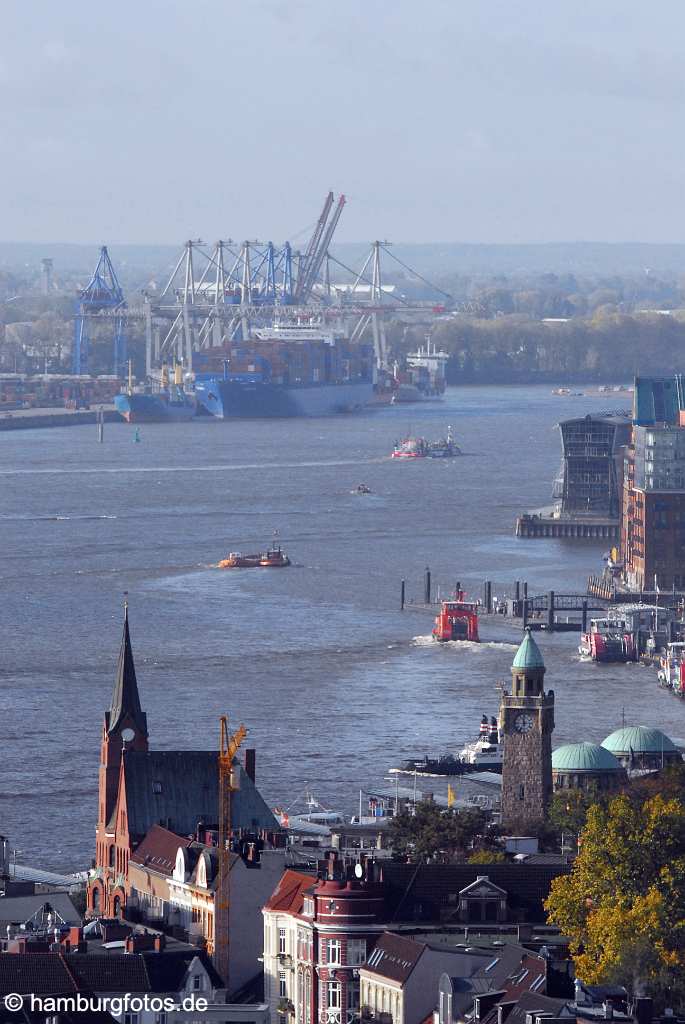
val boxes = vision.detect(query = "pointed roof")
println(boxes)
[108,603,147,736]
[512,628,545,670]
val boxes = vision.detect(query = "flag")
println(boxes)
[447,784,455,807]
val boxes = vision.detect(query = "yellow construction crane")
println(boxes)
[215,715,247,990]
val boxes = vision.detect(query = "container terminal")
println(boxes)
[0,193,455,426]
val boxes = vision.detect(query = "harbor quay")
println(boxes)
[3,609,683,1024]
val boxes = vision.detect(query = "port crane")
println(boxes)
[86,193,458,377]
[214,715,247,990]
[72,246,127,376]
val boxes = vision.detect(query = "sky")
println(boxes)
[2,0,685,245]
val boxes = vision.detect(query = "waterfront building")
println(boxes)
[551,742,626,792]
[601,725,682,771]
[262,857,570,1024]
[621,376,685,590]
[554,413,631,518]
[88,605,281,992]
[499,631,554,830]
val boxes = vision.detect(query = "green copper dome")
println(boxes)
[552,742,622,773]
[512,628,545,670]
[602,726,677,755]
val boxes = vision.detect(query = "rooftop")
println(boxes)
[552,742,622,773]
[512,629,545,671]
[601,725,677,755]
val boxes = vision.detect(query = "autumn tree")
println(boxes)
[545,793,685,1009]
[388,800,489,863]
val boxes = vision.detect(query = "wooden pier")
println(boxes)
[401,569,685,634]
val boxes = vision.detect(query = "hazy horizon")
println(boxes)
[4,0,685,247]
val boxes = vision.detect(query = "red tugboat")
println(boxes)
[432,590,480,642]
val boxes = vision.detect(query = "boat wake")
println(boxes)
[412,635,517,651]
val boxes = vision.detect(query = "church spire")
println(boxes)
[108,600,147,737]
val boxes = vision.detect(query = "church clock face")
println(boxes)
[514,712,535,734]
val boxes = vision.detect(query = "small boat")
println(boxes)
[218,546,290,569]
[259,546,290,567]
[432,590,480,642]
[392,426,461,459]
[389,713,503,777]
[578,616,636,662]
[658,643,685,697]
[392,436,426,458]
[352,483,372,495]
[218,552,263,568]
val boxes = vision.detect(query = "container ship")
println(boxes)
[114,364,196,423]
[193,326,373,418]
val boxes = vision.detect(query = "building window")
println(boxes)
[518,783,525,801]
[279,927,287,955]
[347,939,367,966]
[192,974,204,991]
[152,780,162,794]
[124,1015,138,1024]
[155,1015,167,1024]
[326,938,341,965]
[327,982,341,1010]
[279,971,288,998]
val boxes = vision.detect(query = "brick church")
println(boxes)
[87,604,279,918]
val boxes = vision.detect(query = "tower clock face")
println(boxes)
[514,713,535,734]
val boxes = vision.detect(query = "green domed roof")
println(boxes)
[512,628,545,670]
[552,742,622,773]
[601,725,677,755]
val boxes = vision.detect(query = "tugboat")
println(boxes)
[578,616,637,662]
[432,590,480,642]
[389,713,502,776]
[259,546,291,567]
[427,427,461,458]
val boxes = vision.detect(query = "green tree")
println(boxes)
[388,800,488,863]
[548,788,606,848]
[545,793,685,1008]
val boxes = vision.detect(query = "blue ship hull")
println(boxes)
[194,378,373,418]
[114,392,196,423]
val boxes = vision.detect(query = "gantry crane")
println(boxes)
[215,715,247,990]
[72,246,127,376]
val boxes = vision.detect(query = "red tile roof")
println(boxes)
[130,824,192,876]
[264,870,315,913]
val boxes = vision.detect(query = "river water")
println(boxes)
[1,385,682,871]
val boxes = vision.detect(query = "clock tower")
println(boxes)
[499,628,554,830]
